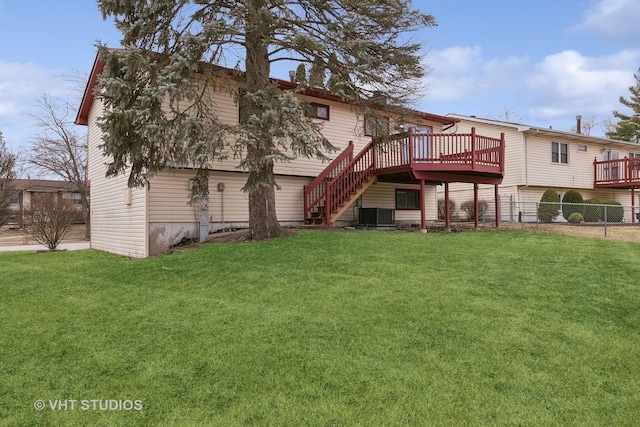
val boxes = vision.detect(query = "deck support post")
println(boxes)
[444,182,451,231]
[473,183,479,229]
[495,184,500,228]
[633,188,636,224]
[420,179,426,230]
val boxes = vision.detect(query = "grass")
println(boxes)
[1,229,640,426]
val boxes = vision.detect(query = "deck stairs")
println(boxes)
[303,140,376,226]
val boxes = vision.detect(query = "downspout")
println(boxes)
[516,133,530,222]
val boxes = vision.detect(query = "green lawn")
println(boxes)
[1,230,639,426]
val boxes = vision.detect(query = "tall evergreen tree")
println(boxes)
[96,0,436,240]
[607,68,640,143]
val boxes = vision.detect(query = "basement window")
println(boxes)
[396,189,420,210]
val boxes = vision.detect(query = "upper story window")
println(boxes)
[9,191,19,204]
[552,142,568,164]
[629,152,640,158]
[307,103,330,120]
[364,115,389,137]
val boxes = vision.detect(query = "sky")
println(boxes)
[1,0,640,155]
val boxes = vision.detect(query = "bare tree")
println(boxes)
[0,131,17,226]
[24,193,75,250]
[27,94,89,238]
[570,114,597,135]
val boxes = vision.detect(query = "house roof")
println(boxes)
[75,51,458,127]
[447,113,639,149]
[12,179,77,193]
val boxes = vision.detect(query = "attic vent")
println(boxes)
[577,144,587,153]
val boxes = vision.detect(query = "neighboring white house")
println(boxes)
[442,114,640,222]
[76,53,505,257]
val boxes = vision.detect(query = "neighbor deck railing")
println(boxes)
[594,157,640,187]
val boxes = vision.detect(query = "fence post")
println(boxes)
[509,195,514,222]
[604,205,608,237]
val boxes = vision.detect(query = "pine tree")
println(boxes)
[95,0,436,240]
[607,68,640,143]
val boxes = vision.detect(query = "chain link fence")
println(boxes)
[440,198,640,238]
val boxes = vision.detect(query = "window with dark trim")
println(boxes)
[396,189,420,210]
[365,115,389,137]
[9,191,19,204]
[552,142,568,164]
[307,103,330,120]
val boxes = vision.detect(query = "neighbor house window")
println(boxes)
[9,191,19,204]
[307,103,330,120]
[365,115,389,137]
[552,142,568,164]
[396,189,420,210]
[71,193,82,205]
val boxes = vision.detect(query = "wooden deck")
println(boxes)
[303,128,505,225]
[373,129,505,184]
[594,157,640,188]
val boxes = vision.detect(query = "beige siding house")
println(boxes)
[5,179,85,227]
[443,114,640,222]
[77,54,472,257]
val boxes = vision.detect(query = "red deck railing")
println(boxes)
[304,127,505,224]
[594,157,640,187]
[375,128,504,174]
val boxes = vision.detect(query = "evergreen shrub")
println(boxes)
[562,190,584,220]
[538,189,560,223]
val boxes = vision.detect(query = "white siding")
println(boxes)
[87,101,148,258]
[202,89,446,177]
[356,182,438,224]
[526,136,600,189]
[149,170,311,224]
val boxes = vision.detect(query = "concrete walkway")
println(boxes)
[0,242,90,252]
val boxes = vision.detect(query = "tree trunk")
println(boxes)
[248,185,285,240]
[244,1,284,240]
[81,190,90,240]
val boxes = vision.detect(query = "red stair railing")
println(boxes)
[303,141,354,221]
[324,139,377,225]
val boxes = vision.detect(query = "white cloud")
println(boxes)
[0,60,73,148]
[524,49,640,119]
[572,0,640,42]
[425,46,528,101]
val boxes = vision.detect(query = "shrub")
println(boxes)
[583,198,603,222]
[24,193,75,250]
[603,201,624,222]
[538,189,559,223]
[567,212,584,223]
[437,198,456,221]
[562,190,584,220]
[460,199,488,220]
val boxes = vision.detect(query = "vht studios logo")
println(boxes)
[34,399,143,411]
